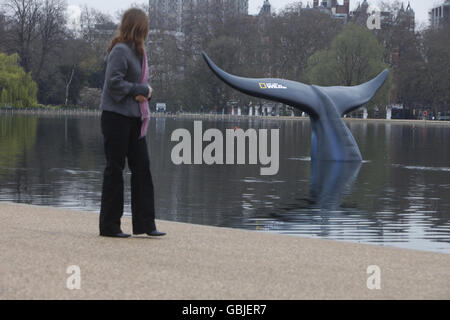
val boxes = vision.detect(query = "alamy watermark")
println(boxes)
[66,265,81,290]
[367,11,382,30]
[366,265,381,290]
[170,121,279,176]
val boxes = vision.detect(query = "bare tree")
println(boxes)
[64,63,75,105]
[2,0,42,72]
[36,0,66,79]
[80,5,115,44]
[0,10,10,52]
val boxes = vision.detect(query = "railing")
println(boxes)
[0,107,101,116]
[1,108,449,123]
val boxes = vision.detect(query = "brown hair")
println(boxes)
[108,8,149,57]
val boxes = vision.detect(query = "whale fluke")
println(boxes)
[318,70,389,116]
[202,51,319,117]
[202,51,389,162]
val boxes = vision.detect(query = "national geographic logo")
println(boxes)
[259,83,287,89]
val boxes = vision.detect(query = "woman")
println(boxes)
[99,8,165,238]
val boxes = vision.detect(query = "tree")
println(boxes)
[423,23,450,116]
[0,10,10,52]
[77,5,116,90]
[2,0,42,73]
[2,0,69,104]
[0,52,38,107]
[307,23,391,115]
[79,4,116,56]
[35,0,66,80]
[375,1,426,117]
[271,8,343,82]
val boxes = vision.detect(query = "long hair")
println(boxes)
[108,8,149,57]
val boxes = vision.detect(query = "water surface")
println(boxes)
[1,114,449,253]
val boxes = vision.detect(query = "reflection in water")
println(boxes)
[0,116,38,172]
[0,114,450,253]
[391,164,450,172]
[309,161,361,209]
[254,160,363,242]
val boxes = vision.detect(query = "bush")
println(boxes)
[0,53,38,108]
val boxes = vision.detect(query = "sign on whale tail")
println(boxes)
[202,51,389,162]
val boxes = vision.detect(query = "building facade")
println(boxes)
[148,0,249,32]
[351,0,415,32]
[306,0,415,30]
[312,0,350,14]
[301,0,351,23]
[429,0,450,29]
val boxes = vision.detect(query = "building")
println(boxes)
[310,0,350,22]
[296,0,351,23]
[90,22,118,42]
[148,0,183,32]
[259,0,272,16]
[429,0,450,29]
[396,2,415,32]
[148,0,249,33]
[146,0,249,98]
[351,0,370,25]
[351,0,415,32]
[312,0,350,14]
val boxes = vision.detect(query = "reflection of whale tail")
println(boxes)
[310,160,361,208]
[202,51,389,161]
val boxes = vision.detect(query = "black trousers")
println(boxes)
[100,110,156,235]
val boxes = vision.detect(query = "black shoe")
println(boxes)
[146,230,166,237]
[100,232,131,238]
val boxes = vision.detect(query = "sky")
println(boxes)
[67,0,439,27]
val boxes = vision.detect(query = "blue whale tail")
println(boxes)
[201,51,389,162]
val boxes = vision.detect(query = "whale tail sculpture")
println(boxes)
[202,51,389,162]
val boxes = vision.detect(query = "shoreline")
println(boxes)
[1,202,449,299]
[1,108,450,125]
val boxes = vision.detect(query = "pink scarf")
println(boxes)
[139,50,150,139]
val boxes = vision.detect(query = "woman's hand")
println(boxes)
[135,95,147,102]
[134,86,152,102]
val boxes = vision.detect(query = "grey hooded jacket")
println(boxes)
[99,42,150,118]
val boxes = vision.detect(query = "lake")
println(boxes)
[1,113,449,253]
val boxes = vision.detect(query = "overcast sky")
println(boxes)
[67,0,439,26]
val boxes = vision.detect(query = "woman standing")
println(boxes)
[99,8,165,238]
